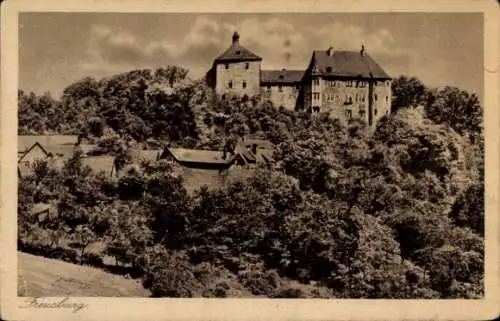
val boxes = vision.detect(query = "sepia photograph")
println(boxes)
[1,0,499,320]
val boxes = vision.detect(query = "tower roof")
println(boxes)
[214,31,262,63]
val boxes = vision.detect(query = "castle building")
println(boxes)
[206,32,392,126]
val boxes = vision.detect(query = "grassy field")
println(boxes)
[18,252,150,297]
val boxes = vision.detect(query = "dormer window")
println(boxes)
[326,66,332,73]
[279,75,284,80]
[235,50,241,55]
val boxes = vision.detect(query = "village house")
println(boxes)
[206,32,392,127]
[159,138,274,194]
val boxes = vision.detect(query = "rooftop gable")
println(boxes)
[308,49,391,79]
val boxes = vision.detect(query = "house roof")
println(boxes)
[308,49,391,79]
[18,135,78,153]
[261,70,304,84]
[167,148,231,165]
[214,32,262,63]
[18,142,51,163]
[82,156,116,175]
[234,139,275,164]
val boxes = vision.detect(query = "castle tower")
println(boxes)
[207,31,262,98]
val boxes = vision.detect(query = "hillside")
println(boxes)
[18,252,150,297]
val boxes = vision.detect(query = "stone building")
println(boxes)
[206,32,262,98]
[207,32,393,127]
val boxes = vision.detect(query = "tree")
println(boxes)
[391,76,428,113]
[449,184,484,236]
[425,86,483,138]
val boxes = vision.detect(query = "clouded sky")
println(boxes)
[19,13,484,101]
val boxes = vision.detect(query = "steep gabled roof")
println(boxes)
[214,32,262,63]
[308,49,391,79]
[18,142,51,163]
[261,70,305,84]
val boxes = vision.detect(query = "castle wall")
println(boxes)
[215,60,261,97]
[261,84,300,110]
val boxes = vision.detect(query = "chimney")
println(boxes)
[327,46,334,56]
[360,44,365,56]
[232,31,240,44]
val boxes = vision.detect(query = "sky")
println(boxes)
[19,13,484,101]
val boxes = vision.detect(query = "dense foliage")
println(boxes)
[18,70,484,298]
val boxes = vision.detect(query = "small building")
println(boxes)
[18,142,52,178]
[159,139,275,194]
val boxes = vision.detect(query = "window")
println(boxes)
[374,94,378,101]
[242,81,247,89]
[228,81,233,89]
[225,64,229,69]
[278,86,283,92]
[346,81,353,87]
[359,110,366,117]
[386,81,390,87]
[326,66,332,73]
[362,95,365,102]
[245,63,249,70]
[313,106,320,113]
[355,94,358,102]
[346,110,352,119]
[348,96,353,104]
[313,92,320,100]
[385,96,389,103]
[267,85,271,91]
[222,94,226,100]
[374,109,378,115]
[313,78,319,86]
